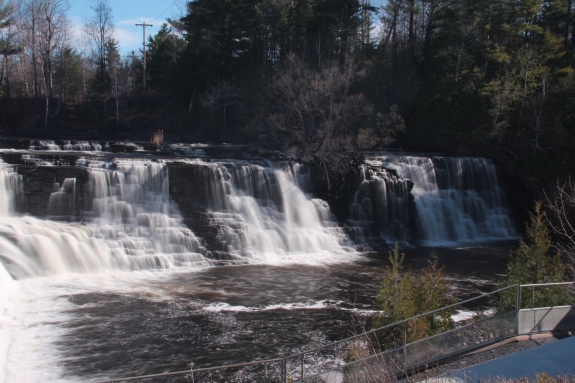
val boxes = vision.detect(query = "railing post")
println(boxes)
[499,290,503,338]
[264,361,268,383]
[516,284,521,335]
[282,358,287,383]
[301,354,304,382]
[531,285,535,309]
[403,321,407,369]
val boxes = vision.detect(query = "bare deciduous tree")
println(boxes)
[20,0,41,98]
[545,178,575,277]
[20,0,69,126]
[83,0,113,90]
[37,0,69,96]
[248,54,400,184]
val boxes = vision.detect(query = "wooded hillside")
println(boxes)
[0,0,574,178]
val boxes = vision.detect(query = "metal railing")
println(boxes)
[97,358,285,382]
[97,282,575,383]
[282,285,518,382]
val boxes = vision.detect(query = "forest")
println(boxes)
[0,0,574,178]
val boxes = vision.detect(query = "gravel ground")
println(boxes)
[405,335,569,381]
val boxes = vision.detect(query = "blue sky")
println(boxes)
[68,0,184,55]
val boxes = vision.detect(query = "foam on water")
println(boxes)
[0,265,12,383]
[203,300,332,312]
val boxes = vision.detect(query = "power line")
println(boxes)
[131,25,138,48]
[151,0,179,23]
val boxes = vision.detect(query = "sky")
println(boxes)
[68,0,185,55]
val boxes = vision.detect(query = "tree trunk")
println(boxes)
[572,2,575,48]
[115,67,119,126]
[409,0,415,53]
[566,0,572,50]
[42,68,49,128]
[32,51,38,99]
[382,1,401,51]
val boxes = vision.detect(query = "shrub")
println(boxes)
[372,244,454,350]
[499,202,571,310]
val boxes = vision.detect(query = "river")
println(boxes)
[0,141,518,382]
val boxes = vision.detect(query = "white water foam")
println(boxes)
[349,165,412,244]
[371,155,517,246]
[29,140,103,152]
[203,300,333,312]
[203,300,378,314]
[0,265,12,383]
[184,159,356,263]
[79,158,208,269]
[452,308,496,322]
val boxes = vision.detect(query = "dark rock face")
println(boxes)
[168,160,420,252]
[168,161,236,257]
[307,164,417,249]
[348,166,417,246]
[16,166,91,217]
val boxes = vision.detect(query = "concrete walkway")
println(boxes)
[448,335,575,382]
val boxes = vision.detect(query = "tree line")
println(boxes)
[0,0,574,177]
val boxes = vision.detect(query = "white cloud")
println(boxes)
[68,15,144,56]
[114,26,142,55]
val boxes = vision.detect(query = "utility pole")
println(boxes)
[128,50,137,95]
[114,59,119,126]
[135,23,153,92]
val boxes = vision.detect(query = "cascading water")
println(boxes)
[348,165,414,244]
[62,141,102,151]
[183,160,352,262]
[368,155,517,246]
[28,140,61,151]
[48,178,76,217]
[0,159,207,280]
[29,140,103,151]
[0,158,208,383]
[78,158,207,269]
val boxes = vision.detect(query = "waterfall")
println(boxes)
[29,140,61,151]
[368,155,517,246]
[62,141,102,151]
[0,166,22,217]
[348,165,413,244]
[185,160,352,262]
[48,178,76,217]
[29,140,103,151]
[79,158,207,268]
[0,159,207,280]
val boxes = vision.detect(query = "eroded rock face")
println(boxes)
[3,151,515,255]
[17,166,91,217]
[168,161,241,257]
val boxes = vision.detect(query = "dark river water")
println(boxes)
[1,242,514,382]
